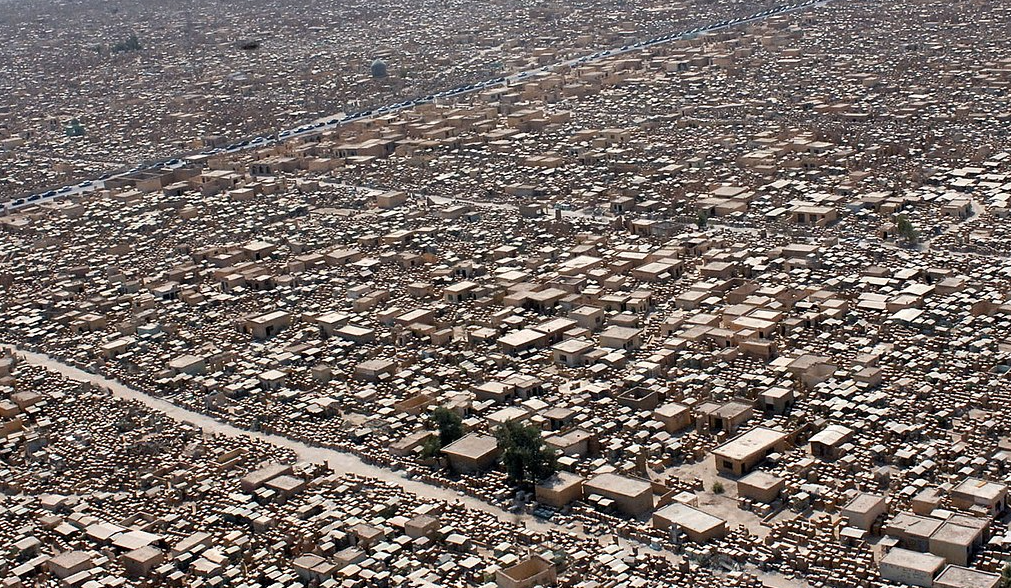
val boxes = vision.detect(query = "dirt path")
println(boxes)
[5,345,808,587]
[4,346,549,531]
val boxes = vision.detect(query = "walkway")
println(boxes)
[5,345,808,587]
[3,346,549,532]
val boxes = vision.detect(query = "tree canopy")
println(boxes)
[420,406,464,460]
[896,214,918,243]
[112,34,142,54]
[495,421,557,485]
[429,406,463,447]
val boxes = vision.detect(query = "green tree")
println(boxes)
[696,210,709,229]
[896,214,918,243]
[429,406,463,447]
[495,421,557,485]
[112,34,142,53]
[1000,562,1011,588]
[420,435,442,460]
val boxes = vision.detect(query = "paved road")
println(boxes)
[5,345,808,586]
[2,0,835,214]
